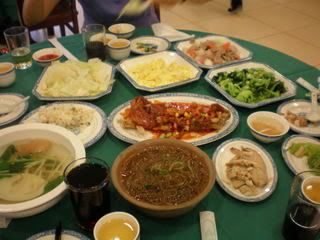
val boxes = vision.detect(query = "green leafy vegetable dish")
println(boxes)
[0,139,72,204]
[212,68,287,103]
[289,143,320,170]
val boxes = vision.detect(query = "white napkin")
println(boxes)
[152,23,194,42]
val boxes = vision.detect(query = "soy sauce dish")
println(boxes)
[32,48,62,67]
[247,111,289,143]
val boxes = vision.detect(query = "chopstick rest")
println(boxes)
[200,211,218,240]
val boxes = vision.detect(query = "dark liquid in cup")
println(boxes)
[85,41,105,61]
[282,203,320,240]
[66,163,110,231]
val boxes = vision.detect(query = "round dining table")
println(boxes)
[0,27,319,240]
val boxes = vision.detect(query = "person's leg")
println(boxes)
[228,0,242,12]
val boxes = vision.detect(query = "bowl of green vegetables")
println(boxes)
[205,61,297,108]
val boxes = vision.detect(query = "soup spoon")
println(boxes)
[0,96,29,115]
[306,92,320,123]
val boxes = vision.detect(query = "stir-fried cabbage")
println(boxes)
[37,59,112,97]
[212,68,287,103]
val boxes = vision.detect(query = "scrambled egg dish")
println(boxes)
[128,59,194,88]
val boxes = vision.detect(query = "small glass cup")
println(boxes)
[4,26,32,70]
[282,171,320,240]
[82,24,106,61]
[63,157,110,231]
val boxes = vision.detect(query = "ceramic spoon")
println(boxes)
[306,92,320,123]
[0,96,29,115]
[117,0,152,20]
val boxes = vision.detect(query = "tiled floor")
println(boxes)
[160,0,320,69]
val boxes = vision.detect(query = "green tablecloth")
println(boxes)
[0,28,319,240]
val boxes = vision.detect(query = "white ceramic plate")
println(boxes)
[282,135,319,174]
[107,92,239,146]
[21,102,107,148]
[277,99,320,137]
[117,51,202,92]
[0,93,29,127]
[212,138,278,202]
[27,230,90,240]
[130,36,171,55]
[32,62,115,101]
[175,35,252,69]
[205,61,297,108]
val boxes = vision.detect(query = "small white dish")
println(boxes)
[212,138,278,202]
[117,51,202,92]
[21,101,107,148]
[107,38,131,61]
[94,211,140,240]
[277,99,320,137]
[0,93,28,127]
[281,134,319,174]
[247,111,290,143]
[107,92,239,146]
[27,229,90,240]
[130,36,170,55]
[0,62,15,87]
[32,48,63,67]
[175,35,252,69]
[205,61,297,108]
[108,23,135,39]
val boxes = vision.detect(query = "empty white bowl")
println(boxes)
[32,48,62,67]
[108,23,135,39]
[0,123,85,220]
[0,62,15,87]
[107,38,131,61]
[247,111,289,143]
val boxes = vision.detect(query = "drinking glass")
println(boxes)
[82,24,106,61]
[282,171,320,240]
[4,26,32,70]
[63,157,110,231]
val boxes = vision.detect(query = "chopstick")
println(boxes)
[48,37,78,61]
[54,221,62,240]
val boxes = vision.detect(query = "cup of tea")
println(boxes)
[4,26,32,70]
[282,171,320,240]
[82,24,106,61]
[63,157,110,231]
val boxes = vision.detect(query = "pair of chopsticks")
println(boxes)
[54,221,62,240]
[48,37,78,61]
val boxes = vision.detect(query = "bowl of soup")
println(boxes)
[247,111,289,143]
[0,123,85,219]
[0,62,15,87]
[107,39,131,61]
[111,139,215,218]
[32,48,62,67]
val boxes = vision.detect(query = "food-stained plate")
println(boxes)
[212,138,278,202]
[21,102,107,148]
[175,35,252,69]
[277,100,320,137]
[130,36,171,55]
[107,92,239,146]
[117,51,202,92]
[0,93,28,127]
[282,135,319,174]
[26,230,90,240]
[32,61,115,101]
[205,61,297,108]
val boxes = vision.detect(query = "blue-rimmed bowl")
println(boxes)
[0,62,15,87]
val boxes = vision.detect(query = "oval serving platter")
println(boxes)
[282,134,320,174]
[107,92,239,146]
[27,229,90,240]
[212,138,278,202]
[0,93,29,127]
[21,101,107,148]
[277,99,320,137]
